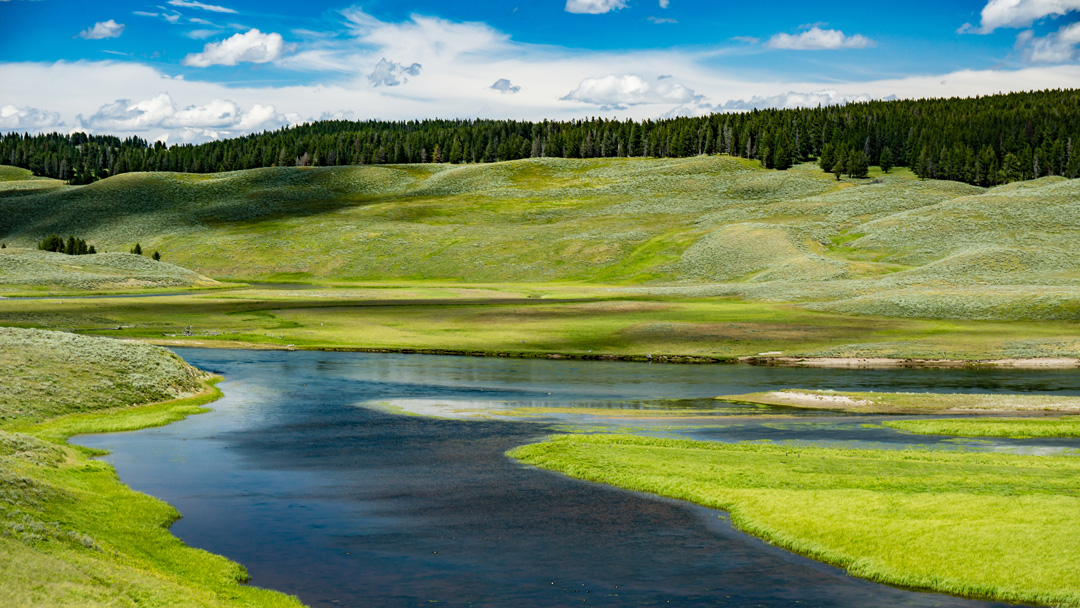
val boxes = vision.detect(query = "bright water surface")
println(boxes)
[77,349,1080,607]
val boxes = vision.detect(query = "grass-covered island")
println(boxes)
[0,327,302,607]
[510,434,1080,607]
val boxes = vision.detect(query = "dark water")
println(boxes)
[76,349,1080,608]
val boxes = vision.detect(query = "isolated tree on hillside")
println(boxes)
[849,151,870,179]
[818,143,836,173]
[879,147,894,173]
[131,243,142,255]
[152,251,161,261]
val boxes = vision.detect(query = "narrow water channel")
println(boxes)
[77,349,1080,607]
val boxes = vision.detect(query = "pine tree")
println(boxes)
[131,243,143,255]
[849,151,869,179]
[832,160,844,181]
[152,251,161,261]
[879,147,893,173]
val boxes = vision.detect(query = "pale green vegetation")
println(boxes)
[0,328,303,607]
[0,159,1078,323]
[510,434,1080,607]
[0,249,221,293]
[719,389,1080,413]
[0,285,1077,360]
[884,418,1080,438]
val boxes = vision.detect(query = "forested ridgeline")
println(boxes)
[3,89,1078,186]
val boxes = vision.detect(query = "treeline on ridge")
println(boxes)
[2,89,1078,187]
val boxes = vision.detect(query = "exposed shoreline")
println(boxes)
[140,338,1080,369]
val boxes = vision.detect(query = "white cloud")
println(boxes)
[167,0,237,14]
[659,0,670,7]
[367,58,422,87]
[766,27,874,50]
[1017,21,1080,61]
[182,29,285,67]
[562,74,702,109]
[565,0,627,14]
[0,104,62,129]
[79,92,286,134]
[718,89,885,111]
[186,29,220,39]
[491,78,521,93]
[964,0,1080,34]
[8,9,1080,144]
[648,17,677,24]
[79,20,125,40]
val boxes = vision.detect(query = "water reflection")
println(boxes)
[75,349,1077,608]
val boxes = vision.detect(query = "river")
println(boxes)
[76,348,1080,607]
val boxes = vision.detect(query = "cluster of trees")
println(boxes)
[38,234,96,255]
[2,89,1078,187]
[130,243,162,261]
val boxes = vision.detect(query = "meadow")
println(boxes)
[510,434,1080,607]
[0,327,303,607]
[0,158,1077,326]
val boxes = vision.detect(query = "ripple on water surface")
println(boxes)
[76,349,1076,607]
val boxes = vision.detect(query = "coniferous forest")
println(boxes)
[2,88,1078,187]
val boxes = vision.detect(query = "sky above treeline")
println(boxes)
[2,0,1080,144]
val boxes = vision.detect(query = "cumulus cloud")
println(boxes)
[367,58,422,87]
[562,74,702,109]
[648,17,677,24]
[962,0,1080,34]
[565,0,627,14]
[0,104,62,129]
[167,0,237,14]
[718,89,889,111]
[79,20,125,40]
[182,29,285,67]
[490,78,521,93]
[79,93,286,134]
[766,27,874,50]
[659,0,670,7]
[1017,21,1080,61]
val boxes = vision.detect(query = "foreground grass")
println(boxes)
[0,329,303,607]
[510,434,1080,607]
[884,418,1080,438]
[721,389,1080,413]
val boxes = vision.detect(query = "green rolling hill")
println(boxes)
[1,156,1077,320]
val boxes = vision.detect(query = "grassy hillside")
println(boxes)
[0,328,303,607]
[0,157,1078,320]
[0,249,221,293]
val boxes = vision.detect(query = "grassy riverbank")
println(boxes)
[883,418,1080,438]
[510,434,1080,607]
[0,328,303,607]
[0,284,1078,362]
[720,389,1080,413]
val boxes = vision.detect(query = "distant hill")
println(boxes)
[0,156,1077,319]
[0,249,220,293]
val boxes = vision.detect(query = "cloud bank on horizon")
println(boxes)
[2,0,1080,143]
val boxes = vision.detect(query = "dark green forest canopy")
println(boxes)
[4,88,1078,187]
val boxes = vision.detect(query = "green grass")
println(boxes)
[1,158,1078,322]
[0,285,1077,361]
[510,434,1080,607]
[0,249,221,294]
[0,328,304,607]
[719,389,1080,413]
[884,418,1080,438]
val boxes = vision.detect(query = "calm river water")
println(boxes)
[77,349,1080,607]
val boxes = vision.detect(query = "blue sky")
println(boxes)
[2,0,1080,143]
